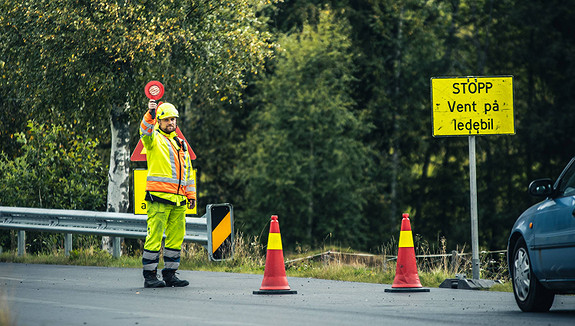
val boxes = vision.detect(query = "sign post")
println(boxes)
[431,76,514,281]
[469,135,479,279]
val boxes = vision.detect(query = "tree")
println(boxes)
[0,0,277,251]
[237,9,375,248]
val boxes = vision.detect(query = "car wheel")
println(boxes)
[511,238,555,312]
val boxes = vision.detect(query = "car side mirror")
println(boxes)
[528,178,553,197]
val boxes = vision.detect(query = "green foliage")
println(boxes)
[0,0,280,250]
[1,0,574,255]
[0,0,279,153]
[68,247,120,266]
[266,0,575,251]
[0,0,278,101]
[0,121,107,251]
[237,9,375,249]
[0,121,107,209]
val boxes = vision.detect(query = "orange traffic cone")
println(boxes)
[385,213,430,293]
[253,215,297,295]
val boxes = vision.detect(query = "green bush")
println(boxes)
[0,121,108,252]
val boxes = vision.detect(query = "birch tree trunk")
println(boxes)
[102,101,131,256]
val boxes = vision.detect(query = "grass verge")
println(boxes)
[0,234,512,292]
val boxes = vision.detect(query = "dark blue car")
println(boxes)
[508,157,575,312]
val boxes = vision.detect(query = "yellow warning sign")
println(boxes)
[211,211,231,253]
[431,76,514,137]
[133,169,197,215]
[208,204,234,261]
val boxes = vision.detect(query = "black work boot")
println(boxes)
[162,269,189,287]
[143,270,166,288]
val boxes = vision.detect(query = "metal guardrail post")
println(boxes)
[17,230,25,256]
[65,233,73,256]
[113,237,121,258]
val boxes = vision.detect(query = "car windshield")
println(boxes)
[557,160,575,197]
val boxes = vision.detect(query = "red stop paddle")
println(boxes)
[144,81,164,100]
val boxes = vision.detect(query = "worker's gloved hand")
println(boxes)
[148,100,157,119]
[188,199,196,210]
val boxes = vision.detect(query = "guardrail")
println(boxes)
[0,204,234,261]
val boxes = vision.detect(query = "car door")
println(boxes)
[531,158,575,280]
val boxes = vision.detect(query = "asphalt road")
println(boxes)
[1,263,574,326]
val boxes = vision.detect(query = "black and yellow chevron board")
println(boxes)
[207,203,234,261]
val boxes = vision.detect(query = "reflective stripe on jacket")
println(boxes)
[139,111,196,201]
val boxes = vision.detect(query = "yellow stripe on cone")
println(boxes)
[398,230,414,248]
[267,233,283,250]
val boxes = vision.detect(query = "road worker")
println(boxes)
[140,100,196,288]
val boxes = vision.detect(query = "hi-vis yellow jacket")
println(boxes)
[139,111,196,204]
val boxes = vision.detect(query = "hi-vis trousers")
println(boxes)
[142,201,186,272]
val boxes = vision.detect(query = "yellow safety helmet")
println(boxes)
[157,103,179,120]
